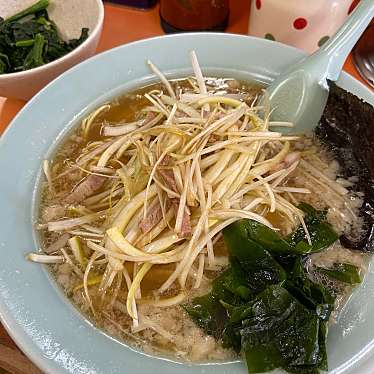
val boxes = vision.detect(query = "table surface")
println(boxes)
[0,1,371,372]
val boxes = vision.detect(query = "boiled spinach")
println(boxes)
[0,0,89,74]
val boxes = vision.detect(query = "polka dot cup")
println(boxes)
[249,0,354,53]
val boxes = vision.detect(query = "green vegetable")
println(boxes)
[182,293,227,339]
[316,320,328,372]
[212,264,252,303]
[183,265,253,339]
[317,263,362,284]
[298,202,327,222]
[285,257,335,321]
[184,204,339,374]
[235,218,294,255]
[15,39,35,47]
[4,0,49,23]
[0,52,10,73]
[23,33,45,69]
[286,203,339,254]
[223,220,287,293]
[236,203,338,256]
[0,0,89,74]
[240,286,321,373]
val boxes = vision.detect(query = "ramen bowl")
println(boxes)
[0,33,373,374]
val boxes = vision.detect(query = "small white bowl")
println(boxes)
[0,0,104,100]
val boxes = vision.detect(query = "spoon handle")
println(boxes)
[318,0,374,81]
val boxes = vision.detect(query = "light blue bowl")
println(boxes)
[0,33,373,374]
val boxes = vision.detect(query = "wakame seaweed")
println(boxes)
[239,286,322,374]
[222,220,287,293]
[184,208,338,374]
[226,203,338,256]
[0,0,89,74]
[316,263,362,285]
[286,203,338,254]
[285,257,335,321]
[316,82,374,252]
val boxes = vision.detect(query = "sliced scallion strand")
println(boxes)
[68,236,87,267]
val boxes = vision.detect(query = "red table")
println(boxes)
[0,1,371,372]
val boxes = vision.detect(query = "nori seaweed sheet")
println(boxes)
[315,82,374,252]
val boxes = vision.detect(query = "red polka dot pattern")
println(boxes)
[293,18,308,30]
[256,0,261,10]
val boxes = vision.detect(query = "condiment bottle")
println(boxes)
[104,0,158,9]
[160,0,230,33]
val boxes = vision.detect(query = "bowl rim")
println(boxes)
[0,32,373,374]
[0,0,104,79]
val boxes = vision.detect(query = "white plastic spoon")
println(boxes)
[267,0,374,133]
